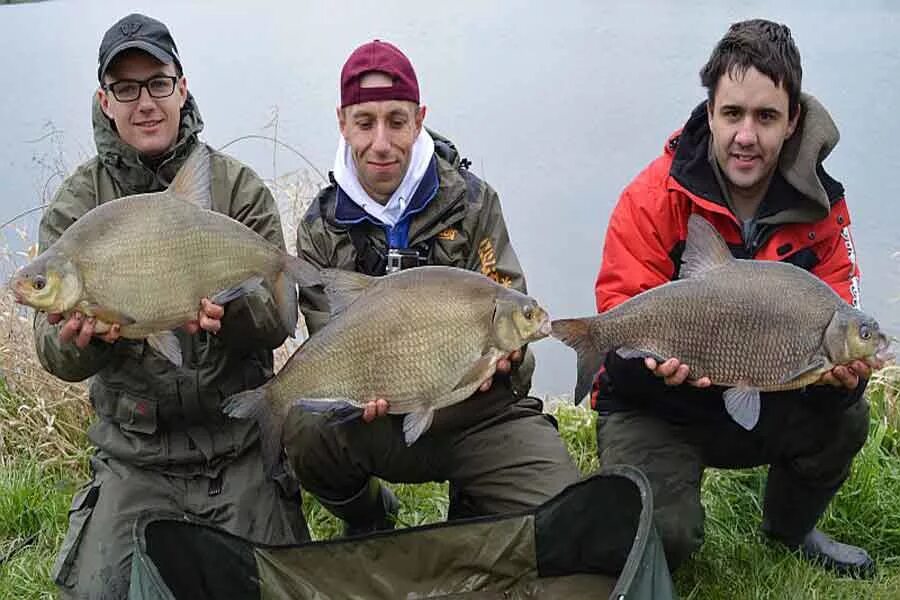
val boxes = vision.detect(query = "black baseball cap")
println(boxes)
[97,13,182,81]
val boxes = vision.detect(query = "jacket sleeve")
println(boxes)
[594,165,681,397]
[464,180,528,294]
[32,169,116,382]
[295,207,335,337]
[594,175,679,313]
[464,179,535,395]
[217,160,293,352]
[810,200,860,308]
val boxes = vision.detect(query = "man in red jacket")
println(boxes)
[594,19,878,576]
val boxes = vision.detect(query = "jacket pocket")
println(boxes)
[51,479,101,588]
[93,387,159,436]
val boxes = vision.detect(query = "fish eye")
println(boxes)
[859,324,871,340]
[523,305,534,320]
[32,275,46,291]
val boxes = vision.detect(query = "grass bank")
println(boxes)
[0,368,897,598]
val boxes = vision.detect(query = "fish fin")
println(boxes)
[403,407,435,445]
[222,386,283,476]
[779,356,829,384]
[169,145,211,209]
[146,331,183,366]
[272,271,299,338]
[282,255,322,287]
[679,214,734,279]
[723,385,761,430]
[82,304,136,327]
[452,352,500,392]
[320,269,377,317]
[209,276,264,305]
[551,317,607,404]
[615,347,666,362]
[291,399,363,425]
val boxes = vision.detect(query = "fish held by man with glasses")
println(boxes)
[8,145,321,367]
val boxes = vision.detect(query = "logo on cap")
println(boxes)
[119,21,143,38]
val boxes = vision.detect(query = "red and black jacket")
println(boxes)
[593,103,864,419]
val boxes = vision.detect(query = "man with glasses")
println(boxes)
[34,14,308,599]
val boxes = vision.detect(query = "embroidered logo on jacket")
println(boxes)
[478,238,513,287]
[437,228,457,241]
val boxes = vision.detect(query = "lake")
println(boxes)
[1,0,897,395]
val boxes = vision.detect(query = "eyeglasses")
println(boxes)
[102,76,178,102]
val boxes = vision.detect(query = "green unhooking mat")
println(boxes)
[128,465,676,599]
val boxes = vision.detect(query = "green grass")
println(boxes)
[0,383,898,599]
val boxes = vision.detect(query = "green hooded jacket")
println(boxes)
[296,130,535,399]
[33,94,290,475]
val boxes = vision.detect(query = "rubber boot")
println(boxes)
[761,468,874,578]
[318,478,399,538]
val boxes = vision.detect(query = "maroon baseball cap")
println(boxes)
[340,40,419,108]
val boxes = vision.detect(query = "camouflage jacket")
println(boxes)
[33,94,289,475]
[296,130,535,399]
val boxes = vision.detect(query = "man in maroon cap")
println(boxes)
[284,40,579,535]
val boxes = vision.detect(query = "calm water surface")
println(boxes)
[1,0,897,394]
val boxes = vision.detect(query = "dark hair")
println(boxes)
[700,19,802,118]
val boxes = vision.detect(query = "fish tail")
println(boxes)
[273,270,299,337]
[223,385,284,476]
[282,255,322,288]
[551,317,609,404]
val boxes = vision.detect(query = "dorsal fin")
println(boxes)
[679,214,734,279]
[321,268,377,317]
[168,145,211,209]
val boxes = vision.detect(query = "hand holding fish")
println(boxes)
[48,312,121,348]
[816,359,879,390]
[361,399,390,422]
[183,298,224,335]
[643,357,712,388]
[478,349,523,392]
[359,348,523,423]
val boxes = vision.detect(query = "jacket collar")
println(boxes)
[333,155,440,226]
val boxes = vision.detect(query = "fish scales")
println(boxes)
[270,270,493,407]
[593,260,838,388]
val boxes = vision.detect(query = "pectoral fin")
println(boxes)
[723,385,761,430]
[403,408,435,446]
[209,276,264,305]
[779,356,830,385]
[292,398,363,425]
[146,331,183,367]
[81,304,136,326]
[452,352,499,392]
[615,347,666,362]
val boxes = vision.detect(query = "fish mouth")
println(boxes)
[875,335,896,365]
[538,317,552,338]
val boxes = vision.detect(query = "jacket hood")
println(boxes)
[670,93,843,224]
[91,91,205,195]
